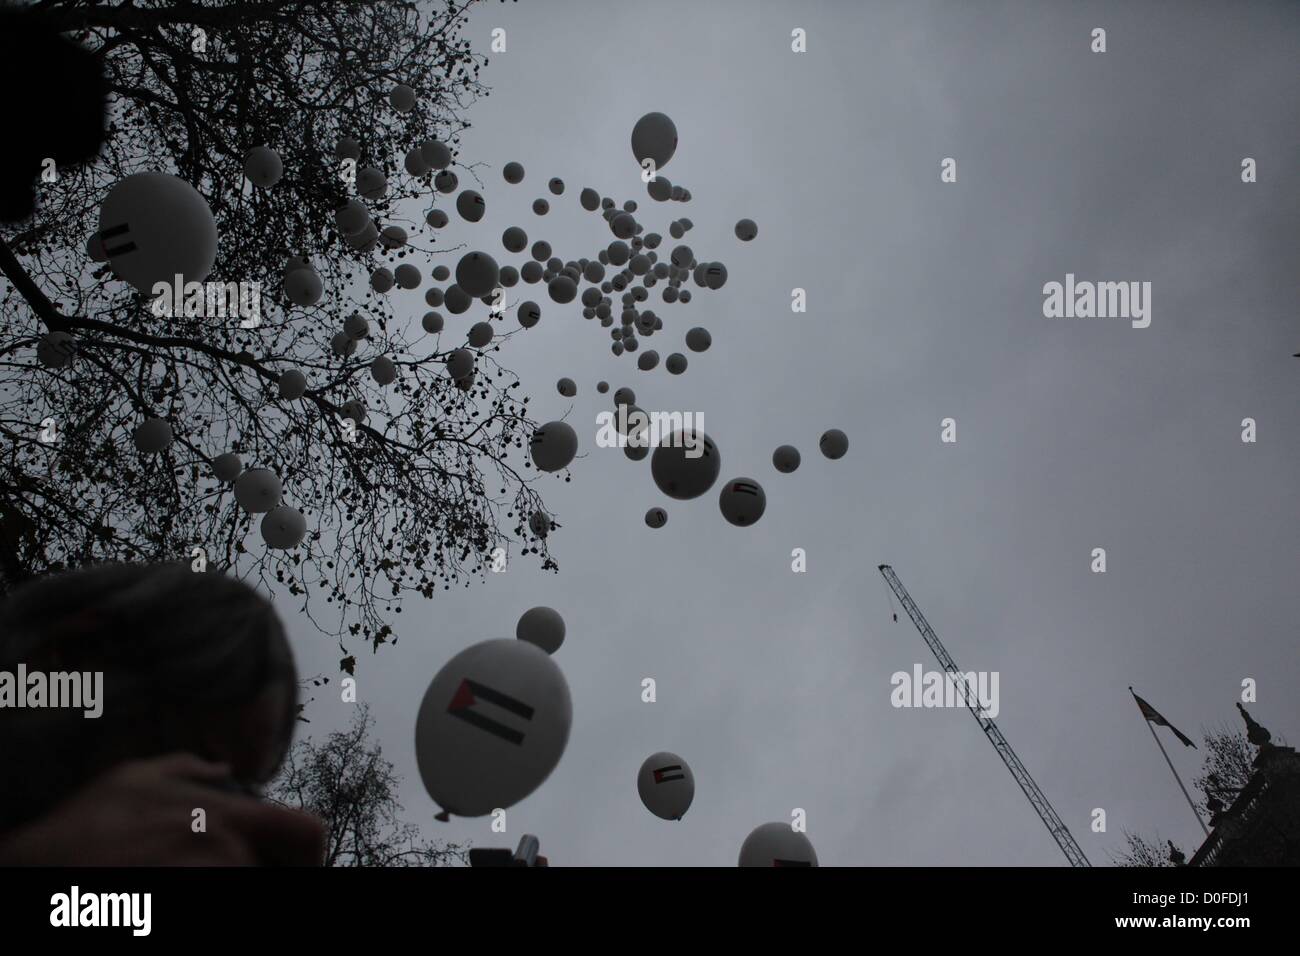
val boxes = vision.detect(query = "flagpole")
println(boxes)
[1132,689,1210,837]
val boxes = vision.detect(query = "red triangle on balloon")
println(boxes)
[448,678,476,712]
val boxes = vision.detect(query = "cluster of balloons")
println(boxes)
[408,112,847,862]
[80,100,839,862]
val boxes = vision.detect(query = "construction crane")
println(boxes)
[878,565,1090,867]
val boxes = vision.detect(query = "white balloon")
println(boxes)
[344,219,379,253]
[516,606,565,655]
[819,429,849,460]
[446,348,474,381]
[547,275,577,304]
[36,331,77,368]
[330,332,357,358]
[529,421,578,472]
[98,173,217,294]
[414,639,572,817]
[212,452,242,482]
[517,300,541,329]
[340,398,367,425]
[394,263,422,290]
[718,477,766,526]
[685,327,711,352]
[284,267,323,306]
[773,445,801,474]
[455,252,499,298]
[371,355,397,385]
[356,166,387,201]
[404,146,431,177]
[631,112,678,170]
[651,431,720,500]
[380,225,408,249]
[704,262,728,290]
[502,226,528,253]
[738,822,819,867]
[389,83,417,113]
[421,140,452,169]
[343,312,370,340]
[278,369,307,399]
[443,284,471,314]
[335,199,369,236]
[261,505,306,549]
[244,146,283,189]
[456,190,486,223]
[434,170,458,194]
[132,418,172,454]
[234,468,282,513]
[637,752,695,820]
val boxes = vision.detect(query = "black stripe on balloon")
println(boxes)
[466,679,534,720]
[451,707,526,746]
[654,766,685,783]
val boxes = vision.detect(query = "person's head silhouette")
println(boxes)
[0,562,298,831]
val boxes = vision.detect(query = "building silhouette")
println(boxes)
[1190,706,1300,866]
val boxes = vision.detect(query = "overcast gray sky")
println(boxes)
[283,0,1300,865]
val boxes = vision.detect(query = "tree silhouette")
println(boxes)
[267,704,464,867]
[0,1,559,665]
[1113,725,1263,866]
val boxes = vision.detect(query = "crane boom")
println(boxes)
[878,565,1090,867]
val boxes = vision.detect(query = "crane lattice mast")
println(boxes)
[878,565,1091,867]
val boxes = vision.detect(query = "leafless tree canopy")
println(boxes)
[0,1,559,665]
[1113,726,1264,866]
[268,704,464,867]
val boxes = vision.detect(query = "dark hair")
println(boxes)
[0,562,298,830]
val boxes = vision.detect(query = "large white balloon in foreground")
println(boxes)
[415,638,572,818]
[516,606,565,655]
[98,173,217,294]
[637,752,695,820]
[738,823,819,867]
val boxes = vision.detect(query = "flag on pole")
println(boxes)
[1130,688,1196,748]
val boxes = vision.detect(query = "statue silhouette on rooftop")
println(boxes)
[1236,703,1272,747]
